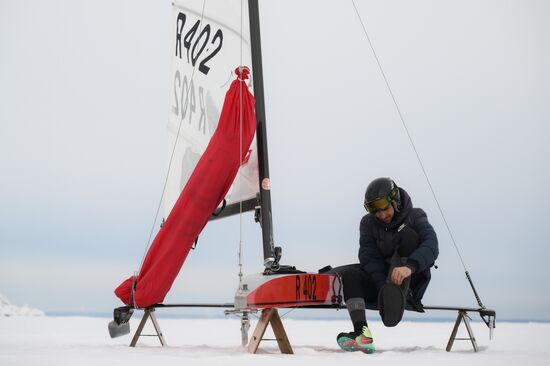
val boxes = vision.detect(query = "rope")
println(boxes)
[280,307,297,319]
[137,0,208,277]
[351,0,483,307]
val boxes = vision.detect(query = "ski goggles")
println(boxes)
[364,196,392,214]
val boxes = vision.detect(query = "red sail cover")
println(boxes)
[115,67,257,307]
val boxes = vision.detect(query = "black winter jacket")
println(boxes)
[358,188,438,301]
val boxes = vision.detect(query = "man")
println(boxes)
[334,177,439,353]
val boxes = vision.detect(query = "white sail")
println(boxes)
[165,0,259,217]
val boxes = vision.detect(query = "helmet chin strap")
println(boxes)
[390,186,401,212]
[392,201,400,213]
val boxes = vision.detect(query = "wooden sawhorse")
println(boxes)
[129,308,166,347]
[247,308,293,354]
[446,309,479,352]
[423,305,495,352]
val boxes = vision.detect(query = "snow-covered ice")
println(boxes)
[0,294,44,317]
[1,312,549,366]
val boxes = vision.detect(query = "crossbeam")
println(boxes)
[120,302,495,353]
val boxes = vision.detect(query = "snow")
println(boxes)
[1,313,549,366]
[0,294,44,317]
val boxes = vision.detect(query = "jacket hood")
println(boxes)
[374,187,413,230]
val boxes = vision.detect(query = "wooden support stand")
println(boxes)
[248,308,293,354]
[446,310,479,352]
[130,308,166,347]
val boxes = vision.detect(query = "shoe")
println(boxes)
[337,329,360,352]
[337,326,375,354]
[354,325,376,353]
[378,282,405,327]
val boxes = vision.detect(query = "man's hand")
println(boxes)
[391,266,412,286]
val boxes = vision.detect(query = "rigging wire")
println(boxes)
[350,0,484,308]
[237,0,245,288]
[279,307,297,319]
[137,0,208,277]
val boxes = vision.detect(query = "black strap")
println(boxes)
[190,199,227,251]
[211,199,227,217]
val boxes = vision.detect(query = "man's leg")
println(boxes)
[378,225,420,326]
[397,224,419,257]
[396,224,419,297]
[330,264,376,353]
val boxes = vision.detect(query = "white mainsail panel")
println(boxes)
[165,0,260,217]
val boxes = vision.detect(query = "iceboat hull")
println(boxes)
[236,273,342,309]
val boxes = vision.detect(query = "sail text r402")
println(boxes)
[172,71,210,136]
[175,12,224,76]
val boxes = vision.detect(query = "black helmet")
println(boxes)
[364,177,401,214]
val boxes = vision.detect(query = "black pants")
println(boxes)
[332,228,420,304]
[330,264,378,302]
[332,264,425,303]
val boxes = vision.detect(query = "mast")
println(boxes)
[248,0,277,269]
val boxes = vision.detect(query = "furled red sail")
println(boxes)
[115,67,257,307]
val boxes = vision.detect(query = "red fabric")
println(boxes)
[115,67,257,307]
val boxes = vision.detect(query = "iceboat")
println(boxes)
[109,0,495,354]
[109,0,343,347]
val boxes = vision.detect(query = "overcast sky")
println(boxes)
[1,0,549,321]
